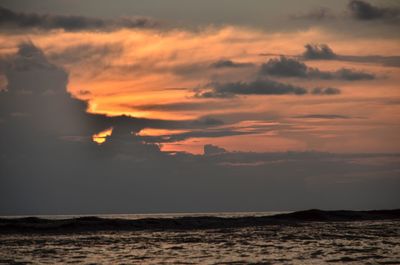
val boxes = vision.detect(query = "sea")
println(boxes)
[0,212,399,265]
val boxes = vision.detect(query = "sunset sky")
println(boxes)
[1,0,399,214]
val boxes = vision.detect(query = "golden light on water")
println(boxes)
[92,127,113,144]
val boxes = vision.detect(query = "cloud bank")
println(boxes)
[0,41,399,215]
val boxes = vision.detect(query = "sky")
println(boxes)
[0,0,399,215]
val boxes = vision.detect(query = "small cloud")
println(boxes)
[303,44,337,60]
[210,59,253,68]
[191,117,224,127]
[78,90,91,96]
[311,87,341,95]
[294,114,350,119]
[203,144,227,156]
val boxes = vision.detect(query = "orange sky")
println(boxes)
[1,26,399,154]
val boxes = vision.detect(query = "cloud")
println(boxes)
[334,68,375,81]
[194,77,342,98]
[302,44,337,60]
[194,80,308,98]
[348,0,400,22]
[0,43,398,215]
[203,144,227,155]
[260,56,309,77]
[0,6,157,32]
[124,101,239,112]
[0,42,224,143]
[48,44,124,66]
[311,87,341,95]
[290,7,336,20]
[294,114,351,119]
[300,43,400,67]
[289,1,400,26]
[139,129,253,143]
[210,59,253,68]
[260,56,375,81]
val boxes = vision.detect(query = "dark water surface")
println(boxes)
[1,211,399,264]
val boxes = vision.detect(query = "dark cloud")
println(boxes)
[334,68,375,81]
[124,101,239,112]
[140,129,252,143]
[337,54,400,68]
[0,6,157,32]
[194,80,308,98]
[303,44,337,60]
[189,117,224,127]
[348,0,400,22]
[294,114,351,119]
[211,59,253,68]
[204,144,227,155]
[301,43,400,67]
[194,78,342,98]
[290,1,400,26]
[260,56,308,77]
[0,42,223,145]
[260,56,375,81]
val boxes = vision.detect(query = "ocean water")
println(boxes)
[0,213,399,264]
[0,211,285,220]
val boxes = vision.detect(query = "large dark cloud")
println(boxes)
[348,0,400,22]
[0,42,399,215]
[0,42,224,146]
[194,79,342,98]
[260,56,375,81]
[0,6,157,31]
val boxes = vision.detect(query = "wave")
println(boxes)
[1,209,399,234]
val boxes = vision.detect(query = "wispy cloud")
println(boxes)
[293,114,351,119]
[0,6,157,32]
